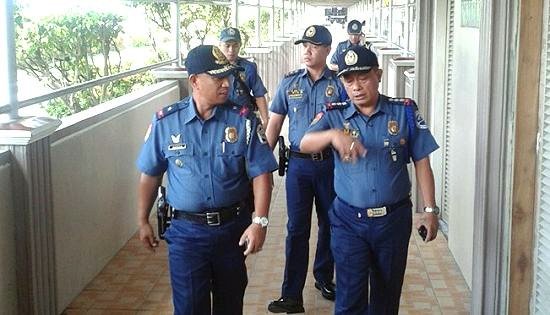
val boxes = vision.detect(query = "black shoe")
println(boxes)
[268,297,305,313]
[315,281,336,301]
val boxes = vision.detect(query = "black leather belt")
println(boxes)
[171,203,243,226]
[290,149,332,161]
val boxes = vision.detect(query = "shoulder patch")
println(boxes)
[326,101,350,111]
[284,68,303,78]
[155,98,188,120]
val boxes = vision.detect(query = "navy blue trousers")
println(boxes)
[164,210,251,315]
[330,197,412,315]
[281,156,335,300]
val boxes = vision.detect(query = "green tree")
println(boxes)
[130,2,231,51]
[16,11,152,118]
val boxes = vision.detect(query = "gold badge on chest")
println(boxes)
[388,120,399,136]
[225,126,238,143]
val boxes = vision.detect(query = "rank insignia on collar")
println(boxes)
[171,134,181,143]
[325,85,335,97]
[388,120,399,136]
[225,126,238,143]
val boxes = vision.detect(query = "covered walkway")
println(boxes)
[63,175,470,315]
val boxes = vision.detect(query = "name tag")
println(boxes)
[168,143,187,151]
[367,207,387,218]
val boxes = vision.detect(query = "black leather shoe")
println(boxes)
[267,297,305,313]
[315,281,336,301]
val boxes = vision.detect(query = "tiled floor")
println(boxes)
[63,174,471,314]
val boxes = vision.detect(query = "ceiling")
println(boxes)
[302,0,361,7]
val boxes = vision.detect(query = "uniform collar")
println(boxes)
[301,66,334,80]
[343,94,386,119]
[183,97,224,124]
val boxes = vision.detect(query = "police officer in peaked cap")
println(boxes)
[301,45,440,314]
[266,25,348,313]
[329,19,365,71]
[136,44,278,315]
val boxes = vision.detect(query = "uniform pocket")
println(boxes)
[165,144,195,175]
[214,144,246,178]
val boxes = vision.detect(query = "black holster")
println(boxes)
[278,136,289,176]
[156,186,172,240]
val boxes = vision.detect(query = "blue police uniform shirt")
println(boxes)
[270,67,348,151]
[136,96,278,212]
[306,95,439,208]
[330,40,354,65]
[229,57,268,106]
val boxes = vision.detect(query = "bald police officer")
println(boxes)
[219,27,270,126]
[136,45,278,315]
[266,25,347,313]
[329,19,364,71]
[301,45,440,314]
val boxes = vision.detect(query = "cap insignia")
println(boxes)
[228,28,236,35]
[351,23,359,31]
[212,46,228,65]
[305,26,316,37]
[345,50,358,66]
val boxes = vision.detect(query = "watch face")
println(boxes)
[260,217,269,226]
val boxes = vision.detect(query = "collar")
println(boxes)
[343,94,385,119]
[182,97,223,124]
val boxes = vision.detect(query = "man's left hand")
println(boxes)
[239,223,267,255]
[417,212,439,242]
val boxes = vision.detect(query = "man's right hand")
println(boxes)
[139,222,159,252]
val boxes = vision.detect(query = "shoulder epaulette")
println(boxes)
[155,98,188,120]
[284,69,303,78]
[326,101,350,111]
[387,97,418,109]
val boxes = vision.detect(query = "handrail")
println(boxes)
[0,58,178,114]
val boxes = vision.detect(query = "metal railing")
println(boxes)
[0,58,178,115]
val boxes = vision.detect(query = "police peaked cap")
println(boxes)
[185,45,243,78]
[337,45,379,77]
[347,20,363,35]
[294,25,332,46]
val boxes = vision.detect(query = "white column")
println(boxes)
[1,0,19,121]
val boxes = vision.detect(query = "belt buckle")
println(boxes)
[367,206,387,218]
[206,212,221,226]
[311,152,323,161]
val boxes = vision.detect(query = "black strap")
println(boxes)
[171,203,243,226]
[384,197,412,213]
[289,149,332,161]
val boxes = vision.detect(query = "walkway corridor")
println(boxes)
[63,175,471,315]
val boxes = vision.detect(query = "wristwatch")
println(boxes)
[252,216,269,228]
[424,206,440,215]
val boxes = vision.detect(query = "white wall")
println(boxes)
[0,151,17,315]
[445,1,478,288]
[49,81,181,310]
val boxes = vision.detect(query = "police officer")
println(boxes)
[329,19,364,72]
[136,45,278,315]
[266,25,347,313]
[300,45,440,314]
[219,27,270,126]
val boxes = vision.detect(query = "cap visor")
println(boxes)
[337,66,373,77]
[206,64,244,78]
[294,39,329,45]
[220,36,240,42]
